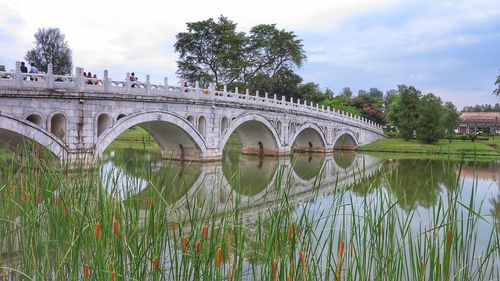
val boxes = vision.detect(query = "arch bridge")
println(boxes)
[0,63,384,163]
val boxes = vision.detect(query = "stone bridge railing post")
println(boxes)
[47,64,54,89]
[164,77,168,94]
[281,95,286,108]
[103,70,109,92]
[75,67,83,92]
[15,61,21,88]
[146,75,150,94]
[126,73,131,93]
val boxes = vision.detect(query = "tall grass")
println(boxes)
[0,146,498,280]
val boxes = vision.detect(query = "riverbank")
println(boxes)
[358,138,500,160]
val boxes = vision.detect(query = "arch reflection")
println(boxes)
[291,154,325,181]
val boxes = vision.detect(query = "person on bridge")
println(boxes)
[93,74,98,85]
[86,72,93,85]
[20,62,28,80]
[29,63,39,81]
[130,72,137,87]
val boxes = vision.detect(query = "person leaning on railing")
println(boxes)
[29,63,39,81]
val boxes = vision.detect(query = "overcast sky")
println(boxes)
[1,0,499,109]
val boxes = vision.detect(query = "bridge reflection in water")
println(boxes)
[102,150,384,224]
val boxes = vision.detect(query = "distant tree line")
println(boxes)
[462,104,500,112]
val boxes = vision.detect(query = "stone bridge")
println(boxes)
[0,63,384,163]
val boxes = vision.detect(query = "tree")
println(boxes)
[340,87,353,98]
[390,86,421,140]
[494,71,500,96]
[175,16,306,88]
[25,28,73,75]
[416,94,444,144]
[442,102,460,142]
[368,88,383,99]
[349,95,385,124]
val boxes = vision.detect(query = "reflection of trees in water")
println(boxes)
[222,153,277,196]
[383,159,458,210]
[291,154,325,181]
[490,192,500,229]
[108,148,201,207]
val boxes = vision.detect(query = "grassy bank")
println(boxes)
[358,138,500,159]
[106,126,160,153]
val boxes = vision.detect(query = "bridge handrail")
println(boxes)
[0,63,384,134]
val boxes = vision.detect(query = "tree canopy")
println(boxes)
[175,16,306,88]
[25,28,73,75]
[494,71,500,96]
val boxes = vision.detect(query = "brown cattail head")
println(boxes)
[196,241,201,253]
[272,259,278,280]
[183,237,189,252]
[203,224,209,240]
[63,207,67,216]
[217,247,223,268]
[111,271,115,281]
[83,263,89,279]
[96,223,101,241]
[113,220,118,235]
[338,240,345,260]
[288,224,293,241]
[154,256,159,272]
[447,228,452,245]
[299,250,306,267]
[147,197,152,209]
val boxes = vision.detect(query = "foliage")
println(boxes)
[349,95,385,124]
[25,28,73,75]
[442,102,460,141]
[462,103,500,112]
[340,87,353,97]
[416,93,445,144]
[494,71,500,96]
[389,86,421,140]
[175,16,305,88]
[321,96,360,116]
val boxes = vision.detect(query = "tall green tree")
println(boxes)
[25,28,73,75]
[175,16,306,87]
[340,87,353,98]
[494,70,500,96]
[416,94,445,144]
[390,86,421,140]
[442,102,460,142]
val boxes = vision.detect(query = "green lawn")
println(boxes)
[107,126,160,153]
[358,138,500,159]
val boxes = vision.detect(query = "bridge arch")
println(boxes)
[290,123,327,153]
[47,111,67,142]
[26,113,44,128]
[221,113,281,156]
[0,114,67,159]
[96,112,113,137]
[333,130,358,150]
[94,111,209,161]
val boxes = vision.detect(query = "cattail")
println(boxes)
[338,240,345,260]
[113,220,118,235]
[420,259,426,281]
[183,237,189,252]
[272,259,278,280]
[147,197,152,209]
[96,223,101,241]
[109,261,114,271]
[217,247,223,268]
[63,207,67,216]
[287,275,291,281]
[288,224,293,241]
[111,271,115,281]
[203,224,208,240]
[196,240,201,253]
[350,242,354,258]
[83,263,89,279]
[299,250,306,267]
[154,256,159,272]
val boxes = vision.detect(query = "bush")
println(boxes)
[384,131,399,138]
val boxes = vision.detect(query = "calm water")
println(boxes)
[102,148,500,246]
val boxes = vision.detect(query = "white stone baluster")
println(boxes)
[145,75,151,94]
[273,94,277,100]
[47,63,54,89]
[265,92,268,99]
[75,67,83,92]
[126,72,131,93]
[103,70,109,92]
[281,95,286,108]
[164,77,168,94]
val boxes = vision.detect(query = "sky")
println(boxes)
[1,0,499,109]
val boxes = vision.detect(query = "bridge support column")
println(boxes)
[64,150,97,168]
[292,146,326,154]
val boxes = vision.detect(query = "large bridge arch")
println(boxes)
[333,130,359,150]
[0,114,67,159]
[94,111,209,161]
[220,113,281,156]
[290,123,327,153]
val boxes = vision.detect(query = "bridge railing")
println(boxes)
[0,62,384,134]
